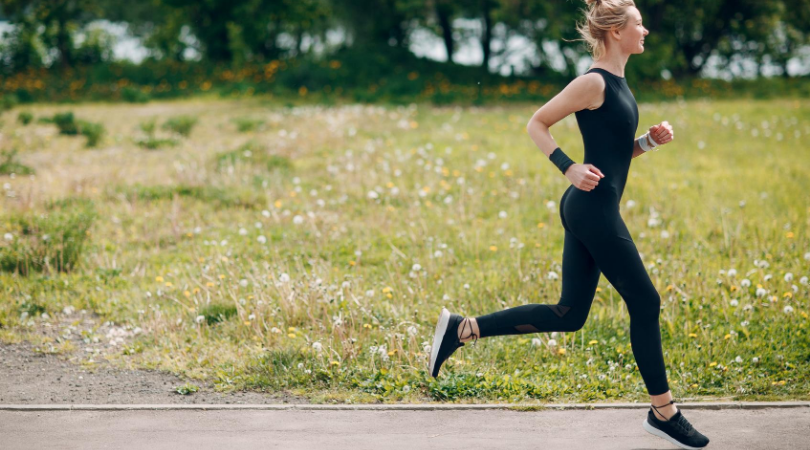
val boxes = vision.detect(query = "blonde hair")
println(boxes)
[575,0,636,60]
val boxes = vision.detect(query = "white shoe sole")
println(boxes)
[429,308,450,376]
[643,418,705,449]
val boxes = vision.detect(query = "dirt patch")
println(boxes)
[0,340,310,404]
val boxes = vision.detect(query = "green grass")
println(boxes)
[0,97,808,404]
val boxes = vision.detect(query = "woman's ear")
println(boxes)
[608,25,622,42]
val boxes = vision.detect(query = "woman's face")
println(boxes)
[620,7,649,54]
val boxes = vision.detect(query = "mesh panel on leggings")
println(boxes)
[512,305,571,333]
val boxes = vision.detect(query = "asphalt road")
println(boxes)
[1,405,808,449]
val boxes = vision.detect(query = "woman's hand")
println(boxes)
[565,163,605,191]
[648,120,674,146]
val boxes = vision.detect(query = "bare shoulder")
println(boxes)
[528,72,606,127]
[564,73,605,110]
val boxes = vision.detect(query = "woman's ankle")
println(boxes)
[457,317,480,343]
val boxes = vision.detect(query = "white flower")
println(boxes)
[800,276,809,285]
[625,200,636,209]
[463,283,470,290]
[262,210,271,217]
[752,357,759,363]
[804,252,810,261]
[727,269,737,277]
[547,339,557,347]
[741,320,749,327]
[546,200,556,210]
[239,279,249,287]
[412,263,422,272]
[434,250,443,258]
[784,273,793,282]
[341,281,350,289]
[279,273,290,283]
[730,299,738,307]
[270,327,281,333]
[756,287,767,297]
[735,355,743,363]
[660,230,670,239]
[3,233,12,241]
[312,342,323,352]
[293,215,304,225]
[248,314,255,320]
[531,338,543,347]
[783,305,794,314]
[647,217,661,227]
[239,228,248,235]
[764,274,772,282]
[443,195,452,204]
[367,190,379,199]
[257,235,267,244]
[498,211,507,219]
[547,271,559,280]
[365,289,374,297]
[407,326,418,336]
[402,385,411,393]
[741,279,751,288]
[195,315,205,324]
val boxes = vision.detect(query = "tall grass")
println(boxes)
[0,198,96,275]
[0,98,807,404]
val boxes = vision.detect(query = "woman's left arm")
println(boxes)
[631,121,674,159]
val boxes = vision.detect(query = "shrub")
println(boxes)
[215,141,292,173]
[162,115,198,137]
[78,120,105,147]
[0,94,19,112]
[199,303,237,325]
[135,118,178,149]
[46,112,104,147]
[121,86,150,103]
[231,117,265,133]
[0,149,35,176]
[0,198,97,275]
[17,111,33,125]
[53,112,79,135]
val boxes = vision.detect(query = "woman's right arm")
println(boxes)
[526,74,606,191]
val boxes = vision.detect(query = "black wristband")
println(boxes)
[549,147,575,175]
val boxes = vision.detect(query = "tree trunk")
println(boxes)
[436,3,454,63]
[481,0,493,71]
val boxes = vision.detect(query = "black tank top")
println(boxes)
[574,67,639,201]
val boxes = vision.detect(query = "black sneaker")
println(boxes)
[429,308,477,378]
[643,400,710,449]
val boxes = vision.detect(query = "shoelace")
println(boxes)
[673,414,695,436]
[459,317,479,347]
[651,399,695,436]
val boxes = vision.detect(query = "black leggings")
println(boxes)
[474,185,670,396]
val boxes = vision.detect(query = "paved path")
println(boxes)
[1,404,807,449]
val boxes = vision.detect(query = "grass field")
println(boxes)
[0,96,808,404]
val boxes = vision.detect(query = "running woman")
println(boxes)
[429,1,709,448]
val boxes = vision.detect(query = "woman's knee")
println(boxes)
[628,291,662,321]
